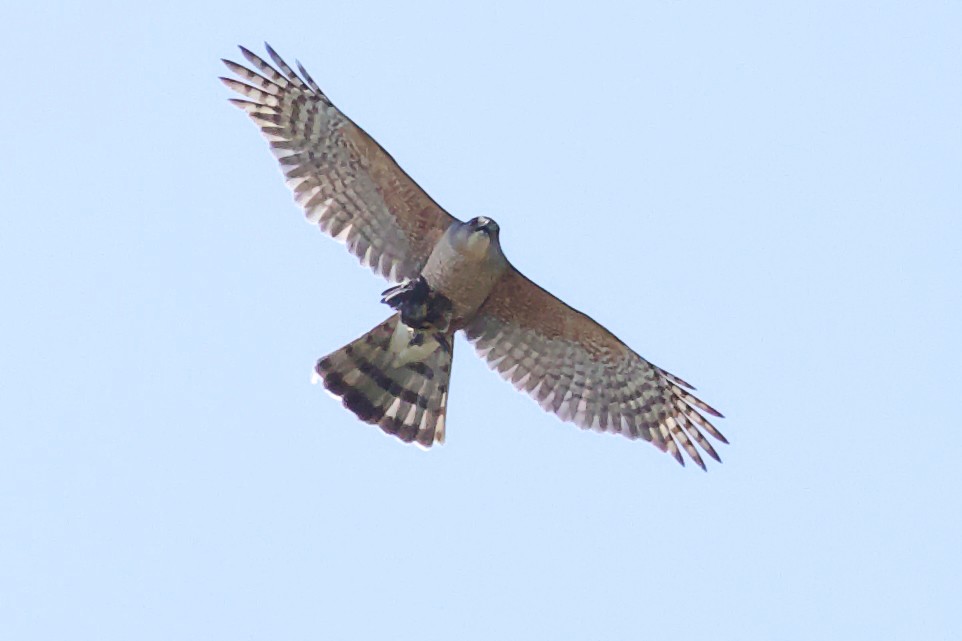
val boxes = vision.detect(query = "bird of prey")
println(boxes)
[221,44,727,469]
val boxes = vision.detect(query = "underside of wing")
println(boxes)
[464,267,727,469]
[221,44,458,282]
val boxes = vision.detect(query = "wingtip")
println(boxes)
[705,446,723,463]
[713,427,730,445]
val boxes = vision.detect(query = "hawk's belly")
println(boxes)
[417,225,508,329]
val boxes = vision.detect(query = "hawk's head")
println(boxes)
[467,216,499,237]
[452,216,502,259]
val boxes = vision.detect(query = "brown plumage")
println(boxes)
[222,44,727,469]
[220,45,454,282]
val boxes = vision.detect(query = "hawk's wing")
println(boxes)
[464,267,727,469]
[221,44,458,282]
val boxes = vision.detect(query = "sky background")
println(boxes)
[1,1,960,639]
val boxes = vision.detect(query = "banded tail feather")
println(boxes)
[314,314,454,447]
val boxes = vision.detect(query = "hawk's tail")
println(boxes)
[314,314,454,448]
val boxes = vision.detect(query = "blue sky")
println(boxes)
[2,1,960,639]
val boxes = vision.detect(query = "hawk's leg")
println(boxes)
[381,276,453,332]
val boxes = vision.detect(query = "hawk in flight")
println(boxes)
[221,44,727,469]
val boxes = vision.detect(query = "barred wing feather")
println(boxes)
[221,44,457,282]
[464,267,727,469]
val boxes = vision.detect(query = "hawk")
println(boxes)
[221,44,727,469]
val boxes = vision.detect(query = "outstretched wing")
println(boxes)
[464,267,727,469]
[221,44,458,282]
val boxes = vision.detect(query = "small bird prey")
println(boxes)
[221,44,727,469]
